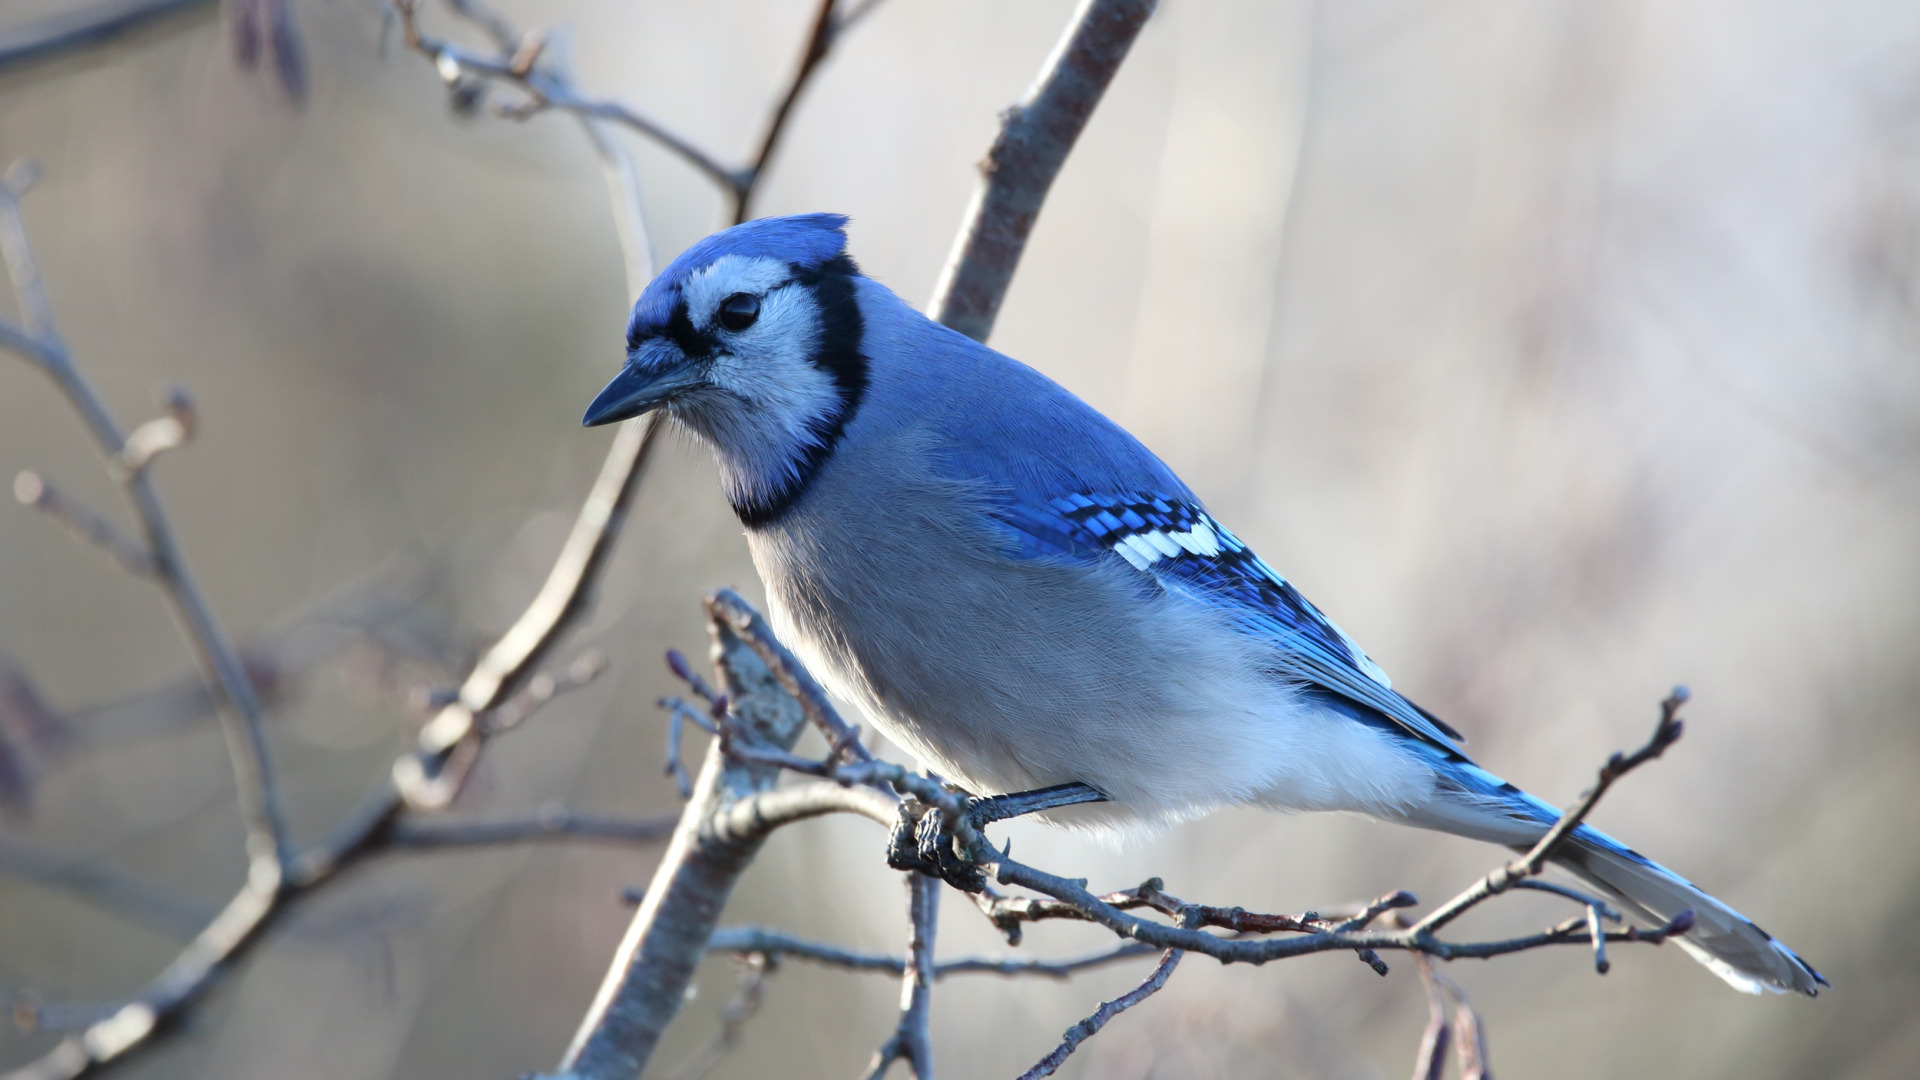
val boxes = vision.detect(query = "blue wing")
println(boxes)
[994,489,1468,755]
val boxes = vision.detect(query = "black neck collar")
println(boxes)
[733,254,867,528]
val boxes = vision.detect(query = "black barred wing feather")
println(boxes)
[996,490,1466,753]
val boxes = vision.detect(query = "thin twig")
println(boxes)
[705,589,871,761]
[658,953,774,1080]
[1,8,678,1072]
[1586,904,1610,975]
[704,926,1155,980]
[1413,689,1687,937]
[731,0,842,224]
[393,417,661,810]
[1410,952,1452,1080]
[394,0,877,225]
[12,471,155,577]
[1015,943,1184,1080]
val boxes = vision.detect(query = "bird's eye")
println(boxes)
[716,293,760,332]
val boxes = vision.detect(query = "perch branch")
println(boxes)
[544,609,817,1080]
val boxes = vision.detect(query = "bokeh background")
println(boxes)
[2,1,1917,1077]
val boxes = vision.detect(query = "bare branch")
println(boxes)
[0,0,215,80]
[1410,952,1451,1080]
[394,416,661,810]
[393,0,880,224]
[706,926,1157,981]
[705,589,871,760]
[393,2,740,194]
[1,217,660,1080]
[928,0,1159,340]
[545,607,816,1080]
[1015,943,1184,1080]
[385,807,677,849]
[709,780,899,843]
[1,166,291,875]
[732,0,842,225]
[862,873,939,1080]
[1409,951,1491,1080]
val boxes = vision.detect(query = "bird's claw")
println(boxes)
[885,797,987,892]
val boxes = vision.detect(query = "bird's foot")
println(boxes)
[885,796,988,892]
[885,782,1109,893]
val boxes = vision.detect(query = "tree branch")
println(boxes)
[385,808,678,849]
[543,606,816,1080]
[0,177,664,1080]
[1,163,292,876]
[862,873,939,1080]
[1015,942,1184,1080]
[393,0,879,224]
[704,926,1156,981]
[1411,688,1687,937]
[928,0,1159,341]
[0,0,214,75]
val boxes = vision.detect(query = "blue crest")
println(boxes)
[626,213,852,344]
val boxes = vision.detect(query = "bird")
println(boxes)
[582,212,1824,997]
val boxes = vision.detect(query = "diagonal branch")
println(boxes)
[1015,941,1184,1080]
[1412,688,1687,937]
[928,0,1159,341]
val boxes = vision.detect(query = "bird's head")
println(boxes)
[583,213,867,526]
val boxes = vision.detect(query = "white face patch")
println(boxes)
[680,255,794,332]
[667,255,847,516]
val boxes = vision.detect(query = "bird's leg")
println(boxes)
[965,782,1110,826]
[892,782,1109,893]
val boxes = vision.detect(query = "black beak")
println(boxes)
[582,360,699,427]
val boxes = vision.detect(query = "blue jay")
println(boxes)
[583,214,1823,997]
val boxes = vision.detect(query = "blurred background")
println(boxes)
[1,0,1916,1077]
